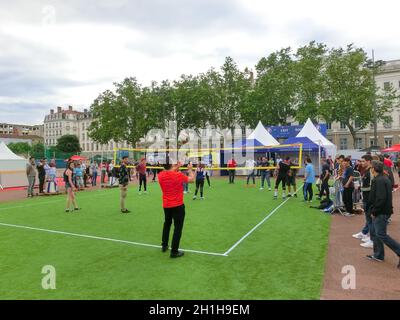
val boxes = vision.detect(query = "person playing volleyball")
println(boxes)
[274,157,291,200]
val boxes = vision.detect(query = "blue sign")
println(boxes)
[265,124,327,139]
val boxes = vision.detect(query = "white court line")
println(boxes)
[0,189,116,212]
[0,222,226,257]
[223,185,303,256]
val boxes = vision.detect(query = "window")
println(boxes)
[82,133,85,141]
[340,138,348,150]
[383,119,392,129]
[354,120,362,130]
[383,82,391,90]
[384,138,393,148]
[340,122,346,130]
[355,138,363,149]
[370,139,375,147]
[326,122,332,130]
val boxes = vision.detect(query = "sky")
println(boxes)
[1,0,400,125]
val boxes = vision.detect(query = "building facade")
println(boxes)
[0,123,43,137]
[43,106,131,154]
[326,59,400,150]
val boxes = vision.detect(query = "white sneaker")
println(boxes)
[268,188,272,191]
[361,236,371,243]
[352,232,365,240]
[260,187,264,190]
[360,240,373,248]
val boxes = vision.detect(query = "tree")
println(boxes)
[7,142,31,157]
[294,41,328,123]
[88,77,160,148]
[246,48,296,127]
[56,134,81,153]
[320,45,398,147]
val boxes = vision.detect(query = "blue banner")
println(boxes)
[265,124,327,139]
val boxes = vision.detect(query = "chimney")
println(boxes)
[57,106,62,113]
[68,105,73,111]
[50,109,54,114]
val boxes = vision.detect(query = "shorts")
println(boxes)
[286,175,296,186]
[65,182,72,190]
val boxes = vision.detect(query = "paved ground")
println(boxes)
[321,189,400,299]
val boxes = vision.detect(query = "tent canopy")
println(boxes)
[0,142,26,160]
[296,118,336,157]
[381,144,400,153]
[246,121,279,146]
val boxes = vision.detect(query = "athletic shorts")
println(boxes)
[65,182,72,190]
[286,175,296,186]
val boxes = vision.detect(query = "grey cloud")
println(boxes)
[0,102,50,125]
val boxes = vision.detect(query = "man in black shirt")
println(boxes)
[119,156,130,214]
[274,157,290,200]
[37,159,47,194]
[367,160,400,269]
[317,157,331,200]
[342,157,354,215]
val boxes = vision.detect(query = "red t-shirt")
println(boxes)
[384,158,393,168]
[227,160,237,168]
[158,170,189,208]
[136,163,147,175]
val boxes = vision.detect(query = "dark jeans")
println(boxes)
[261,171,271,188]
[361,195,372,235]
[343,187,354,213]
[370,214,400,260]
[195,179,204,197]
[162,204,186,253]
[39,175,46,193]
[247,171,255,184]
[139,174,147,191]
[228,170,235,184]
[319,180,330,199]
[303,182,313,201]
[92,172,97,186]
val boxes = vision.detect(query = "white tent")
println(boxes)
[0,142,27,188]
[296,118,337,157]
[247,121,279,146]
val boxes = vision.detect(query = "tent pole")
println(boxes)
[318,140,321,175]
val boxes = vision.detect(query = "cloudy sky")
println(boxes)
[1,0,399,125]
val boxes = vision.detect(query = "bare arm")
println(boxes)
[186,163,195,183]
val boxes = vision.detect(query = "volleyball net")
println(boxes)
[113,143,303,170]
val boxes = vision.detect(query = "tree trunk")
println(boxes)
[347,123,357,149]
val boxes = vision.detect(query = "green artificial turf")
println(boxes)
[0,177,331,299]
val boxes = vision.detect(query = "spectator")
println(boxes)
[91,161,98,186]
[317,157,330,201]
[37,158,47,194]
[303,157,315,203]
[342,157,355,216]
[26,157,37,198]
[367,160,400,269]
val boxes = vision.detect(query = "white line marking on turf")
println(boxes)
[0,222,226,257]
[223,185,303,256]
[0,190,115,212]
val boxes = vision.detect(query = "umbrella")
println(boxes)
[67,155,87,161]
[381,144,400,153]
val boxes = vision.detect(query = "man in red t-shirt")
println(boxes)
[227,158,237,184]
[158,161,195,258]
[136,158,147,194]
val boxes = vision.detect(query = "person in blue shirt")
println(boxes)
[303,157,316,203]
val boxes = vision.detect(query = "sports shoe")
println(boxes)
[65,209,70,213]
[361,236,371,243]
[366,255,383,262]
[184,191,188,194]
[200,197,205,200]
[170,251,185,258]
[260,187,264,190]
[294,193,298,198]
[287,194,292,198]
[361,240,373,248]
[343,212,355,217]
[352,232,366,240]
[161,246,168,252]
[273,196,277,200]
[192,196,197,200]
[121,209,130,214]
